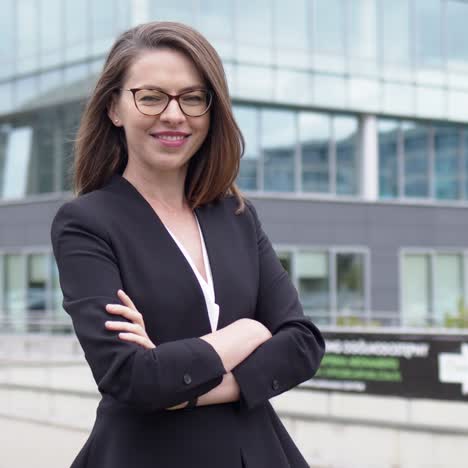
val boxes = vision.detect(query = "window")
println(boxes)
[1,252,72,334]
[402,251,466,327]
[414,0,443,68]
[276,247,369,326]
[234,104,360,197]
[378,119,399,198]
[335,116,359,195]
[434,125,461,200]
[261,109,296,192]
[299,112,330,193]
[234,106,259,190]
[3,255,27,332]
[378,118,468,202]
[447,0,468,70]
[381,0,411,66]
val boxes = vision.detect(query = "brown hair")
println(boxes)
[73,21,246,213]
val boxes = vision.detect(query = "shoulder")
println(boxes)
[50,190,111,244]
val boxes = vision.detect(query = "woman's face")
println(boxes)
[109,48,211,175]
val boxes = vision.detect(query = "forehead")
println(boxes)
[124,48,206,91]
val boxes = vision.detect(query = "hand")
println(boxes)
[105,289,156,349]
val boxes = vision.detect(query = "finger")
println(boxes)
[105,304,142,325]
[105,321,143,335]
[118,289,137,310]
[118,332,154,349]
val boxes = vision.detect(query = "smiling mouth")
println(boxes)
[153,135,190,141]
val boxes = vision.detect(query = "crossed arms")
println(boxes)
[50,199,325,413]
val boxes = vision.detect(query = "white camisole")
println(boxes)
[162,214,220,332]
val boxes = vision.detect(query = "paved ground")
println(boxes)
[0,416,89,468]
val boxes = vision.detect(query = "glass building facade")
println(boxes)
[2,0,468,333]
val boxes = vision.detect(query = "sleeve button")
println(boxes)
[183,373,192,385]
[272,379,280,390]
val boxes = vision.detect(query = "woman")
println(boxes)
[51,21,325,468]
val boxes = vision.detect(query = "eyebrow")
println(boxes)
[134,84,206,92]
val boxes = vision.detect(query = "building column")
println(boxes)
[361,114,378,201]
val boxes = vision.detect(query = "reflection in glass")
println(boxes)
[40,0,63,67]
[434,125,460,200]
[297,251,330,315]
[28,109,58,194]
[378,119,399,199]
[199,0,232,37]
[0,127,8,196]
[414,0,442,67]
[274,0,310,66]
[314,0,345,55]
[334,116,358,195]
[349,0,377,70]
[262,109,296,192]
[381,0,410,65]
[336,253,364,312]
[91,0,116,55]
[447,0,468,70]
[233,106,259,190]
[4,255,27,332]
[17,0,39,73]
[403,122,429,197]
[236,65,274,101]
[2,126,33,199]
[61,102,85,191]
[402,254,430,327]
[150,0,195,25]
[27,254,48,332]
[299,112,330,193]
[235,0,273,64]
[65,0,88,61]
[464,130,468,199]
[434,254,463,326]
[0,0,15,79]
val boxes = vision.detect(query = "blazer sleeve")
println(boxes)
[50,200,226,413]
[231,200,325,411]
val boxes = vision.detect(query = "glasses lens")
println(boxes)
[134,89,168,115]
[179,90,212,116]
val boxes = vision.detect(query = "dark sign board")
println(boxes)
[302,331,468,401]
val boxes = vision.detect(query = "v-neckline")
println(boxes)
[163,213,213,295]
[108,172,218,313]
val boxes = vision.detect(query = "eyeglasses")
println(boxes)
[120,88,213,117]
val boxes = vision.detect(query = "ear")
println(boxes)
[107,94,122,127]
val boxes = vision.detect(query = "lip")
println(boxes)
[150,131,191,148]
[152,131,191,137]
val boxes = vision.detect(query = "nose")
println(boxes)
[159,97,186,124]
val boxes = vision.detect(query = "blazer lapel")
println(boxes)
[105,173,225,333]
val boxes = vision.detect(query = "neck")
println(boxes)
[122,163,189,211]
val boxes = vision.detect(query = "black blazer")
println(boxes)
[50,173,325,468]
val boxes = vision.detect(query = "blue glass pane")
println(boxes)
[414,0,443,67]
[150,0,195,24]
[381,0,411,65]
[262,109,295,192]
[233,105,258,191]
[335,116,358,195]
[299,112,330,193]
[17,0,39,73]
[65,0,89,61]
[434,125,461,200]
[378,119,399,199]
[314,0,345,55]
[464,130,468,200]
[0,0,15,78]
[447,0,468,70]
[403,123,429,197]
